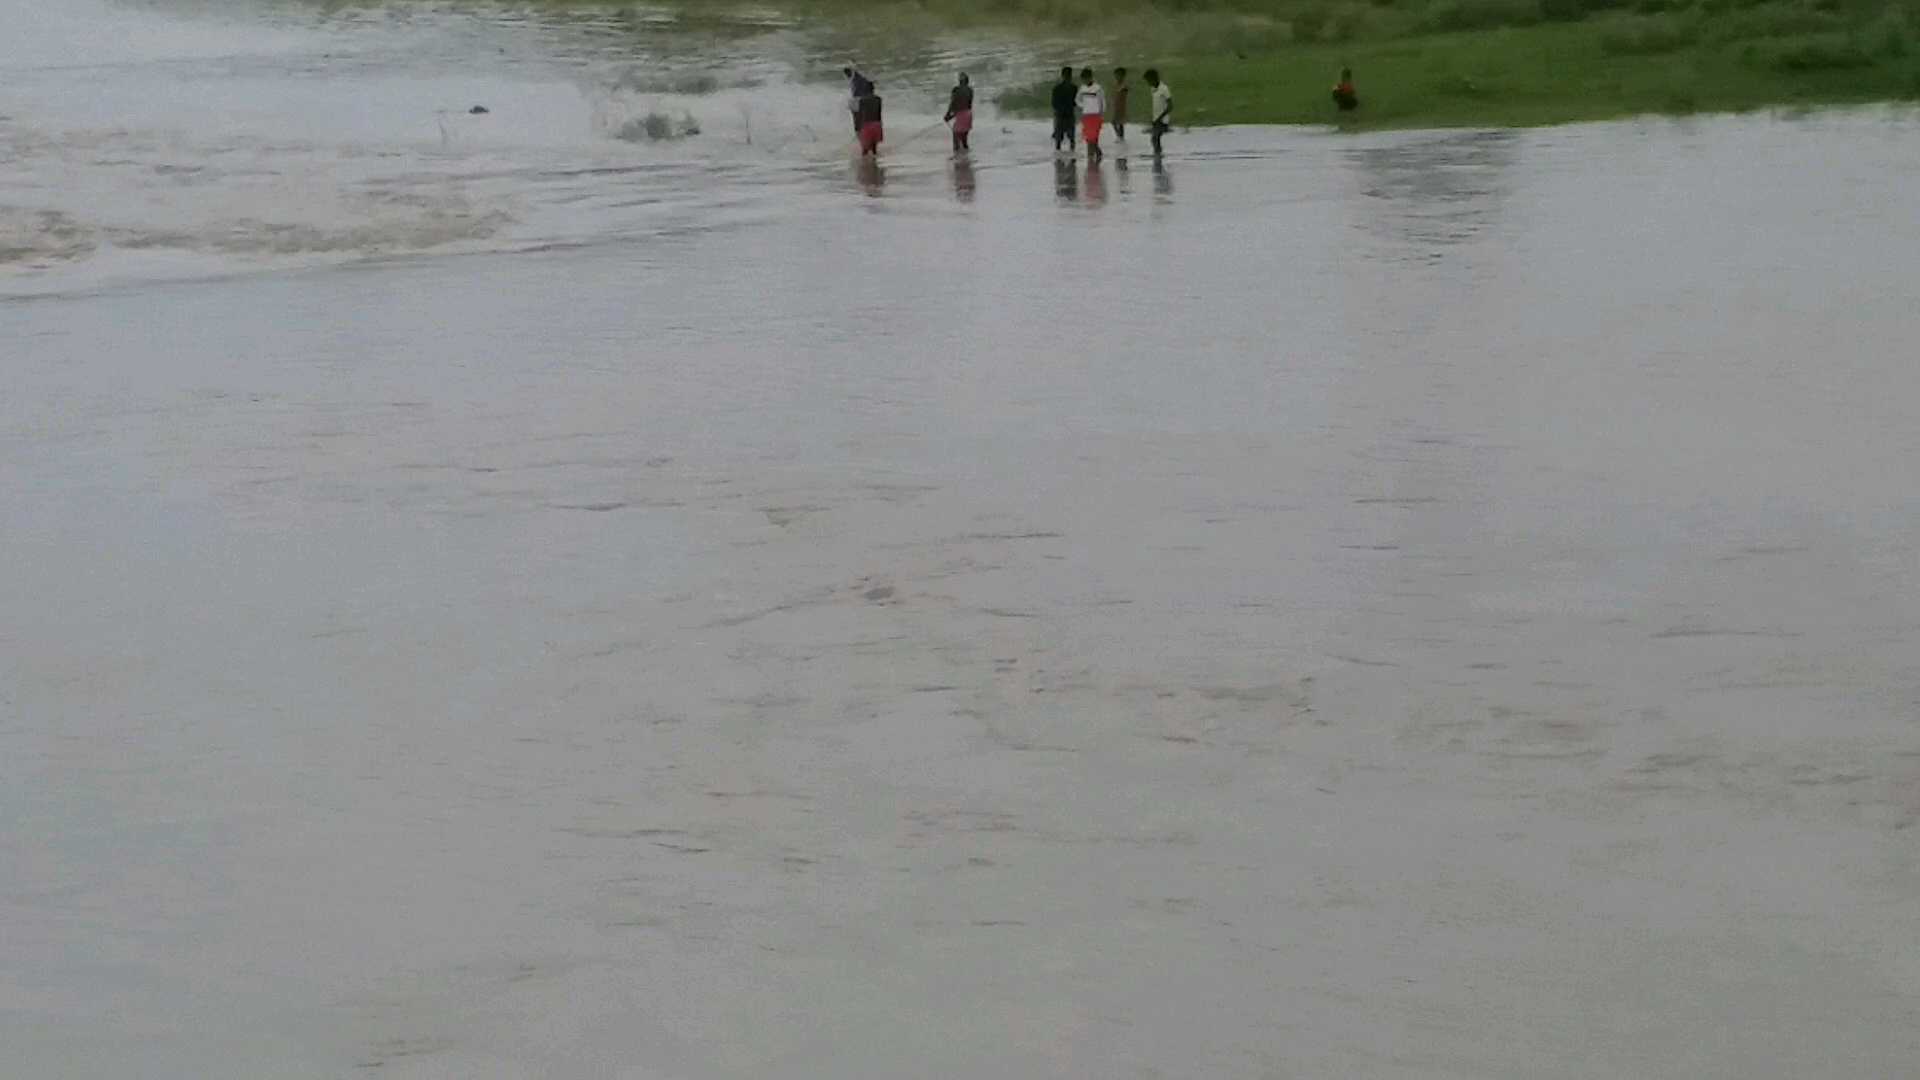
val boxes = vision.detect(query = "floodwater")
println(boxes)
[6,1,1920,1076]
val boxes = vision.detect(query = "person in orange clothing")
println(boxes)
[1332,67,1358,111]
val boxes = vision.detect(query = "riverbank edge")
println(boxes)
[537,0,1920,131]
[988,21,1920,131]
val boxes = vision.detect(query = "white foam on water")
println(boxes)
[0,0,951,294]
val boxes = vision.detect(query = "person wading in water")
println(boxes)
[856,81,884,157]
[945,72,974,153]
[1145,68,1172,158]
[844,65,873,134]
[1051,67,1077,152]
[1076,67,1106,162]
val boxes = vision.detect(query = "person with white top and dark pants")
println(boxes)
[1145,68,1172,158]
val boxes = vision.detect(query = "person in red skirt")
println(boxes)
[1075,67,1105,162]
[945,73,974,153]
[856,83,884,156]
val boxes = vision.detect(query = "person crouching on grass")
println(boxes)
[843,65,872,133]
[1076,67,1106,162]
[857,82,884,156]
[1332,67,1358,111]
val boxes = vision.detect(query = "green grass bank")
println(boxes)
[784,0,1920,127]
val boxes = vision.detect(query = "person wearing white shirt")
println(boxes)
[1075,67,1106,161]
[1145,68,1173,158]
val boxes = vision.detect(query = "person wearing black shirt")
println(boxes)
[856,85,884,156]
[945,73,975,153]
[1050,67,1077,152]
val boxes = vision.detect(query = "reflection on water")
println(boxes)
[1152,157,1173,200]
[950,154,975,202]
[1053,156,1078,202]
[1347,129,1515,249]
[1083,161,1108,205]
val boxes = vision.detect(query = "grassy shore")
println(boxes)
[783,0,1920,127]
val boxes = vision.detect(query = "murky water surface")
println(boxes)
[6,2,1920,1077]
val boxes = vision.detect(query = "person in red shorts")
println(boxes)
[856,83,884,156]
[1075,67,1105,162]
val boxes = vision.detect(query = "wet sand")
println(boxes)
[5,2,1920,1077]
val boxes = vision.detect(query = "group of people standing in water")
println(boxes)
[1049,66,1174,160]
[841,61,1361,161]
[841,64,1173,160]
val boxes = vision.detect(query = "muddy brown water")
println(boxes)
[6,1,1920,1076]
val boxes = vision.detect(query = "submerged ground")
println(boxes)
[6,1,1920,1077]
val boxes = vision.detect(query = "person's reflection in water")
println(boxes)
[857,156,885,196]
[1152,158,1173,201]
[1115,155,1131,198]
[951,154,976,203]
[1083,161,1107,205]
[1054,157,1078,202]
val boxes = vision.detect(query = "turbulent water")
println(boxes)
[6,1,1920,1077]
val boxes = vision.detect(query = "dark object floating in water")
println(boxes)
[469,105,490,115]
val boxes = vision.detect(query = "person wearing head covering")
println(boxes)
[843,65,874,133]
[945,73,975,153]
